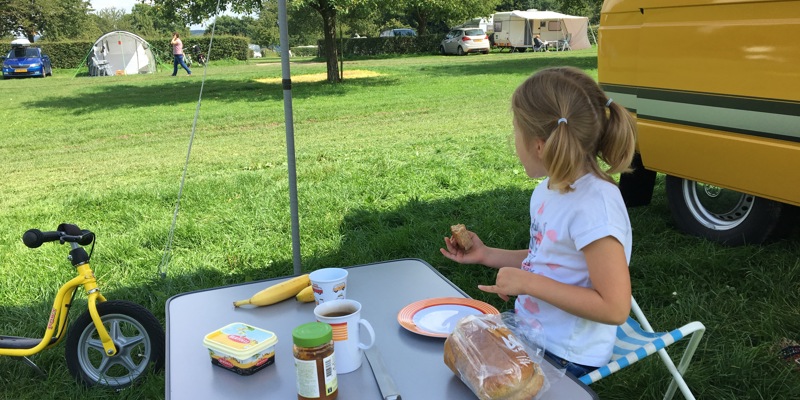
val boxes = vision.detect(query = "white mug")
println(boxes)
[314,299,375,374]
[309,268,348,305]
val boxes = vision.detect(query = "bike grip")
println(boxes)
[57,223,83,235]
[78,230,95,246]
[22,229,61,248]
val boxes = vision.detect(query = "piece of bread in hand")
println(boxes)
[450,224,473,251]
[444,315,544,400]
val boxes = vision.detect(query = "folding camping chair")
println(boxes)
[90,56,111,76]
[578,297,706,400]
[558,34,572,51]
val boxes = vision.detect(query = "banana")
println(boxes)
[295,285,315,303]
[233,274,310,307]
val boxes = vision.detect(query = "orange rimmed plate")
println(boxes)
[397,297,499,338]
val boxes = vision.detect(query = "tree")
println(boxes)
[402,0,501,35]
[1,0,93,42]
[206,15,251,36]
[249,3,280,48]
[92,7,130,34]
[150,0,375,83]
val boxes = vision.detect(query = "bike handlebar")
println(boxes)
[22,224,95,248]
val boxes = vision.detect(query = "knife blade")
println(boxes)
[364,346,402,400]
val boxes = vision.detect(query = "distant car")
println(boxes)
[2,39,52,79]
[440,28,491,56]
[379,28,417,37]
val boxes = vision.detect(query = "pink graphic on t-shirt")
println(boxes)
[534,230,543,246]
[521,297,540,314]
[546,263,561,270]
[546,230,558,241]
[522,259,533,272]
[537,202,545,215]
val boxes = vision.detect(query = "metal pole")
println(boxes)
[278,0,302,275]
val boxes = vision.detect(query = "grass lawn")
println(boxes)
[1,48,798,399]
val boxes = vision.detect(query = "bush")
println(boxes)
[316,34,442,57]
[34,35,250,69]
[290,46,319,57]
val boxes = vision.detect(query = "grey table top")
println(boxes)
[166,258,599,399]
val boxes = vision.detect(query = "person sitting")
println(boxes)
[533,35,548,51]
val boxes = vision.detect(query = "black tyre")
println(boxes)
[439,45,446,55]
[457,46,465,56]
[66,300,165,389]
[665,175,793,245]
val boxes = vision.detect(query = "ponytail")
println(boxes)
[542,121,586,193]
[599,101,636,175]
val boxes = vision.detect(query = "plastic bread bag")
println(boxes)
[443,312,555,400]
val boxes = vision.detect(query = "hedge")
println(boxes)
[31,35,249,69]
[315,34,442,57]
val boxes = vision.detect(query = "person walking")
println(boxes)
[171,32,191,76]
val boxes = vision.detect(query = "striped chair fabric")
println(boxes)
[578,297,706,400]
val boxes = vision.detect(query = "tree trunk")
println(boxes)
[417,15,428,36]
[317,4,340,83]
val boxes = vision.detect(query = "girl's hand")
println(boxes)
[440,230,485,265]
[478,267,531,302]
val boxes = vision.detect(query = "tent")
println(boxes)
[89,31,156,76]
[492,10,591,51]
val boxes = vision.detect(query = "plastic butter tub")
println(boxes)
[203,322,278,375]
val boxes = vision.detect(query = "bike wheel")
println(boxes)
[66,300,165,389]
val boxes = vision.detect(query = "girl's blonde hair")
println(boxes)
[511,67,637,193]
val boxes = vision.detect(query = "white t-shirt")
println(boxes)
[515,173,632,367]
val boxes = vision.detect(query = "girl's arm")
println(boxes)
[440,231,528,269]
[479,236,631,325]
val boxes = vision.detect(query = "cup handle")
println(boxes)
[358,319,375,350]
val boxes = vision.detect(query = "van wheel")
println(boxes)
[439,45,446,55]
[664,175,794,245]
[457,46,465,56]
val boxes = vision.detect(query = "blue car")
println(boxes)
[2,42,52,79]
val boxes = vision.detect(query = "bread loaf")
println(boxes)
[450,224,473,251]
[444,315,544,400]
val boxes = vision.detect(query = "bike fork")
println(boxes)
[78,264,117,356]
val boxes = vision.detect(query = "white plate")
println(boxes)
[397,297,499,338]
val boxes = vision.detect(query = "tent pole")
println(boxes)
[278,0,302,275]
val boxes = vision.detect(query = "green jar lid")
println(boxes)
[292,322,332,347]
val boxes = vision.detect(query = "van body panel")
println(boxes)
[600,0,800,207]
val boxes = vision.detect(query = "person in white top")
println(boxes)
[440,66,637,377]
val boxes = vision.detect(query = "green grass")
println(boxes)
[1,49,799,399]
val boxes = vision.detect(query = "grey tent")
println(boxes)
[89,31,156,76]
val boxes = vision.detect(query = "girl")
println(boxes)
[440,66,637,377]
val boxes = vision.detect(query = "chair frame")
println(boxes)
[578,297,705,400]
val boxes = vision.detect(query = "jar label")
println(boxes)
[295,358,320,397]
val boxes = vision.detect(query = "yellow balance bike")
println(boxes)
[0,223,164,389]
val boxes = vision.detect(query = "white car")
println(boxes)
[440,28,490,55]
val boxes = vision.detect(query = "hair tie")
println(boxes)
[605,98,613,107]
[557,117,568,125]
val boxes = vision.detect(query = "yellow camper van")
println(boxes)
[599,0,800,245]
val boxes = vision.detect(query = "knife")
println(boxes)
[364,346,402,400]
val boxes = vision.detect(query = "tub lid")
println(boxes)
[203,322,278,358]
